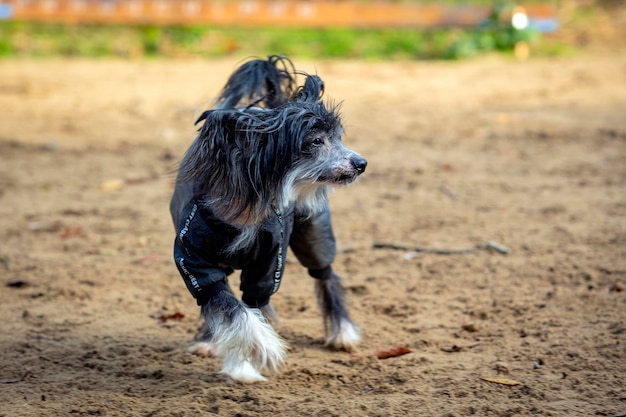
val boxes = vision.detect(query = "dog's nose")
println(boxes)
[352,156,367,174]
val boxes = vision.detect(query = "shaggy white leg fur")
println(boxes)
[259,303,279,324]
[326,319,361,351]
[214,307,287,383]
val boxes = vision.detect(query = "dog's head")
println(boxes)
[283,76,367,210]
[178,74,366,227]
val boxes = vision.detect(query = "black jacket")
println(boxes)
[171,183,336,307]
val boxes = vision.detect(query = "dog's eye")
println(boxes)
[303,136,325,154]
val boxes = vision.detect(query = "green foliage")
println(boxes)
[140,26,161,56]
[0,3,546,61]
[446,1,541,59]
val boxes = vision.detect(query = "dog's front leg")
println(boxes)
[200,291,287,383]
[313,268,361,351]
[186,283,238,357]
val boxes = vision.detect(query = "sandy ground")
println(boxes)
[0,53,625,416]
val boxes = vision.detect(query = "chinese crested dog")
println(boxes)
[170,55,367,382]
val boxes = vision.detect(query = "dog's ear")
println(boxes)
[178,109,240,186]
[294,75,325,104]
[195,110,213,126]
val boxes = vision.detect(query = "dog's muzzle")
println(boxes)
[331,155,367,185]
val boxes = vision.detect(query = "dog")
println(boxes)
[170,55,367,382]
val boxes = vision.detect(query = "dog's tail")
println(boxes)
[215,55,297,110]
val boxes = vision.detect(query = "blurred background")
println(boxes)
[0,0,623,60]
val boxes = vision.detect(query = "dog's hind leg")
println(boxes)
[315,270,361,351]
[187,338,216,356]
[291,207,360,350]
[186,318,217,357]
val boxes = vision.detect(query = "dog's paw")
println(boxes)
[244,308,287,373]
[186,341,216,356]
[213,307,287,374]
[325,319,361,351]
[220,359,267,383]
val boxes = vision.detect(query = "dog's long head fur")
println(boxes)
[177,56,367,243]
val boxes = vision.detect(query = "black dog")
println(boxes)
[170,56,367,382]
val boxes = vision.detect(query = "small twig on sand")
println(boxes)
[373,243,478,255]
[373,241,509,255]
[1,368,33,384]
[439,184,457,201]
[441,340,484,353]
[480,241,510,255]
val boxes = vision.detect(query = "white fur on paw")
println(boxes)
[186,341,216,356]
[214,308,287,373]
[245,308,287,372]
[220,359,266,383]
[326,319,361,351]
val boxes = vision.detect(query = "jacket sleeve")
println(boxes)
[174,237,231,306]
[173,202,233,306]
[289,204,337,274]
[238,210,291,308]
